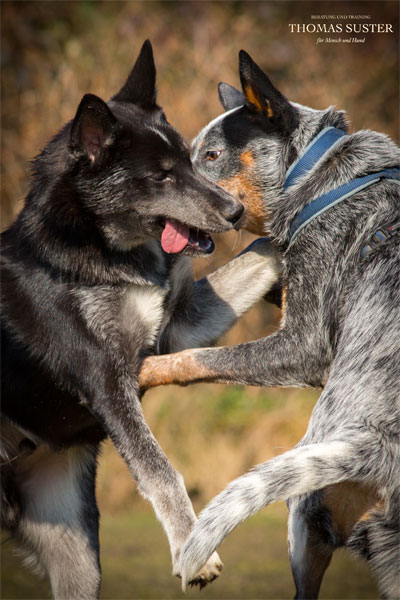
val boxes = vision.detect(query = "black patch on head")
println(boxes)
[221,107,263,147]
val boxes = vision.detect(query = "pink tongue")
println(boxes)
[161,219,190,253]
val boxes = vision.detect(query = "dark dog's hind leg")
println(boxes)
[15,444,101,599]
[288,495,337,599]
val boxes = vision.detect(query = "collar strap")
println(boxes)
[284,126,347,191]
[288,167,400,248]
[283,127,400,248]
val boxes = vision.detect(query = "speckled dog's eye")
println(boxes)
[205,150,222,161]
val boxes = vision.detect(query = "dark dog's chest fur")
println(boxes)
[1,232,180,447]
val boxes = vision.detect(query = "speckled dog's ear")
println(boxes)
[238,50,297,132]
[218,82,245,111]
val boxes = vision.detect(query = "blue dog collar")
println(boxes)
[284,127,400,248]
[284,127,347,191]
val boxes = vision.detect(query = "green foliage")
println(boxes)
[206,386,282,435]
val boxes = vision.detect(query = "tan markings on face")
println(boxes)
[218,151,267,236]
[139,350,217,390]
[323,482,382,541]
[240,150,255,167]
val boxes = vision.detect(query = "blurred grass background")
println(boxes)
[1,1,398,598]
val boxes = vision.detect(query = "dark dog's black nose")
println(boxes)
[226,203,244,225]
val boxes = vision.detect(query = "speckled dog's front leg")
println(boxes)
[139,349,221,391]
[140,325,323,390]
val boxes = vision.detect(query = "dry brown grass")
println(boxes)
[1,0,398,511]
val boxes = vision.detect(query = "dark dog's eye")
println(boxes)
[205,150,222,161]
[150,171,172,182]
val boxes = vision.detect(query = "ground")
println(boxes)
[1,501,378,600]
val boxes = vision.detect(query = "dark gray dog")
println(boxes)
[140,50,400,598]
[1,42,282,598]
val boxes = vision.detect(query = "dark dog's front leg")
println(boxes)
[140,329,325,389]
[90,381,222,586]
[161,238,282,353]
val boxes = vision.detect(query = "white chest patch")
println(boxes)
[122,284,169,347]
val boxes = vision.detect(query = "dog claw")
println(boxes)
[186,551,223,589]
[188,575,210,589]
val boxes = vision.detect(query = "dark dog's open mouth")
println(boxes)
[160,219,215,255]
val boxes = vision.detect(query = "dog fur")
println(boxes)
[0,41,282,598]
[139,50,400,597]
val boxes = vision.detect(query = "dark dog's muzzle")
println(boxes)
[226,203,244,228]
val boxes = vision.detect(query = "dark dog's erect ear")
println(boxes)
[218,82,245,111]
[112,39,157,108]
[238,50,295,125]
[70,94,118,162]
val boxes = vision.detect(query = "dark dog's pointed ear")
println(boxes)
[112,40,157,108]
[70,94,118,162]
[218,82,245,111]
[238,50,293,123]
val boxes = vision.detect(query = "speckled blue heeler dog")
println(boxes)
[0,41,283,598]
[140,50,400,597]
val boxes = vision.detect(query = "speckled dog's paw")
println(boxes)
[174,549,223,591]
[186,551,223,589]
